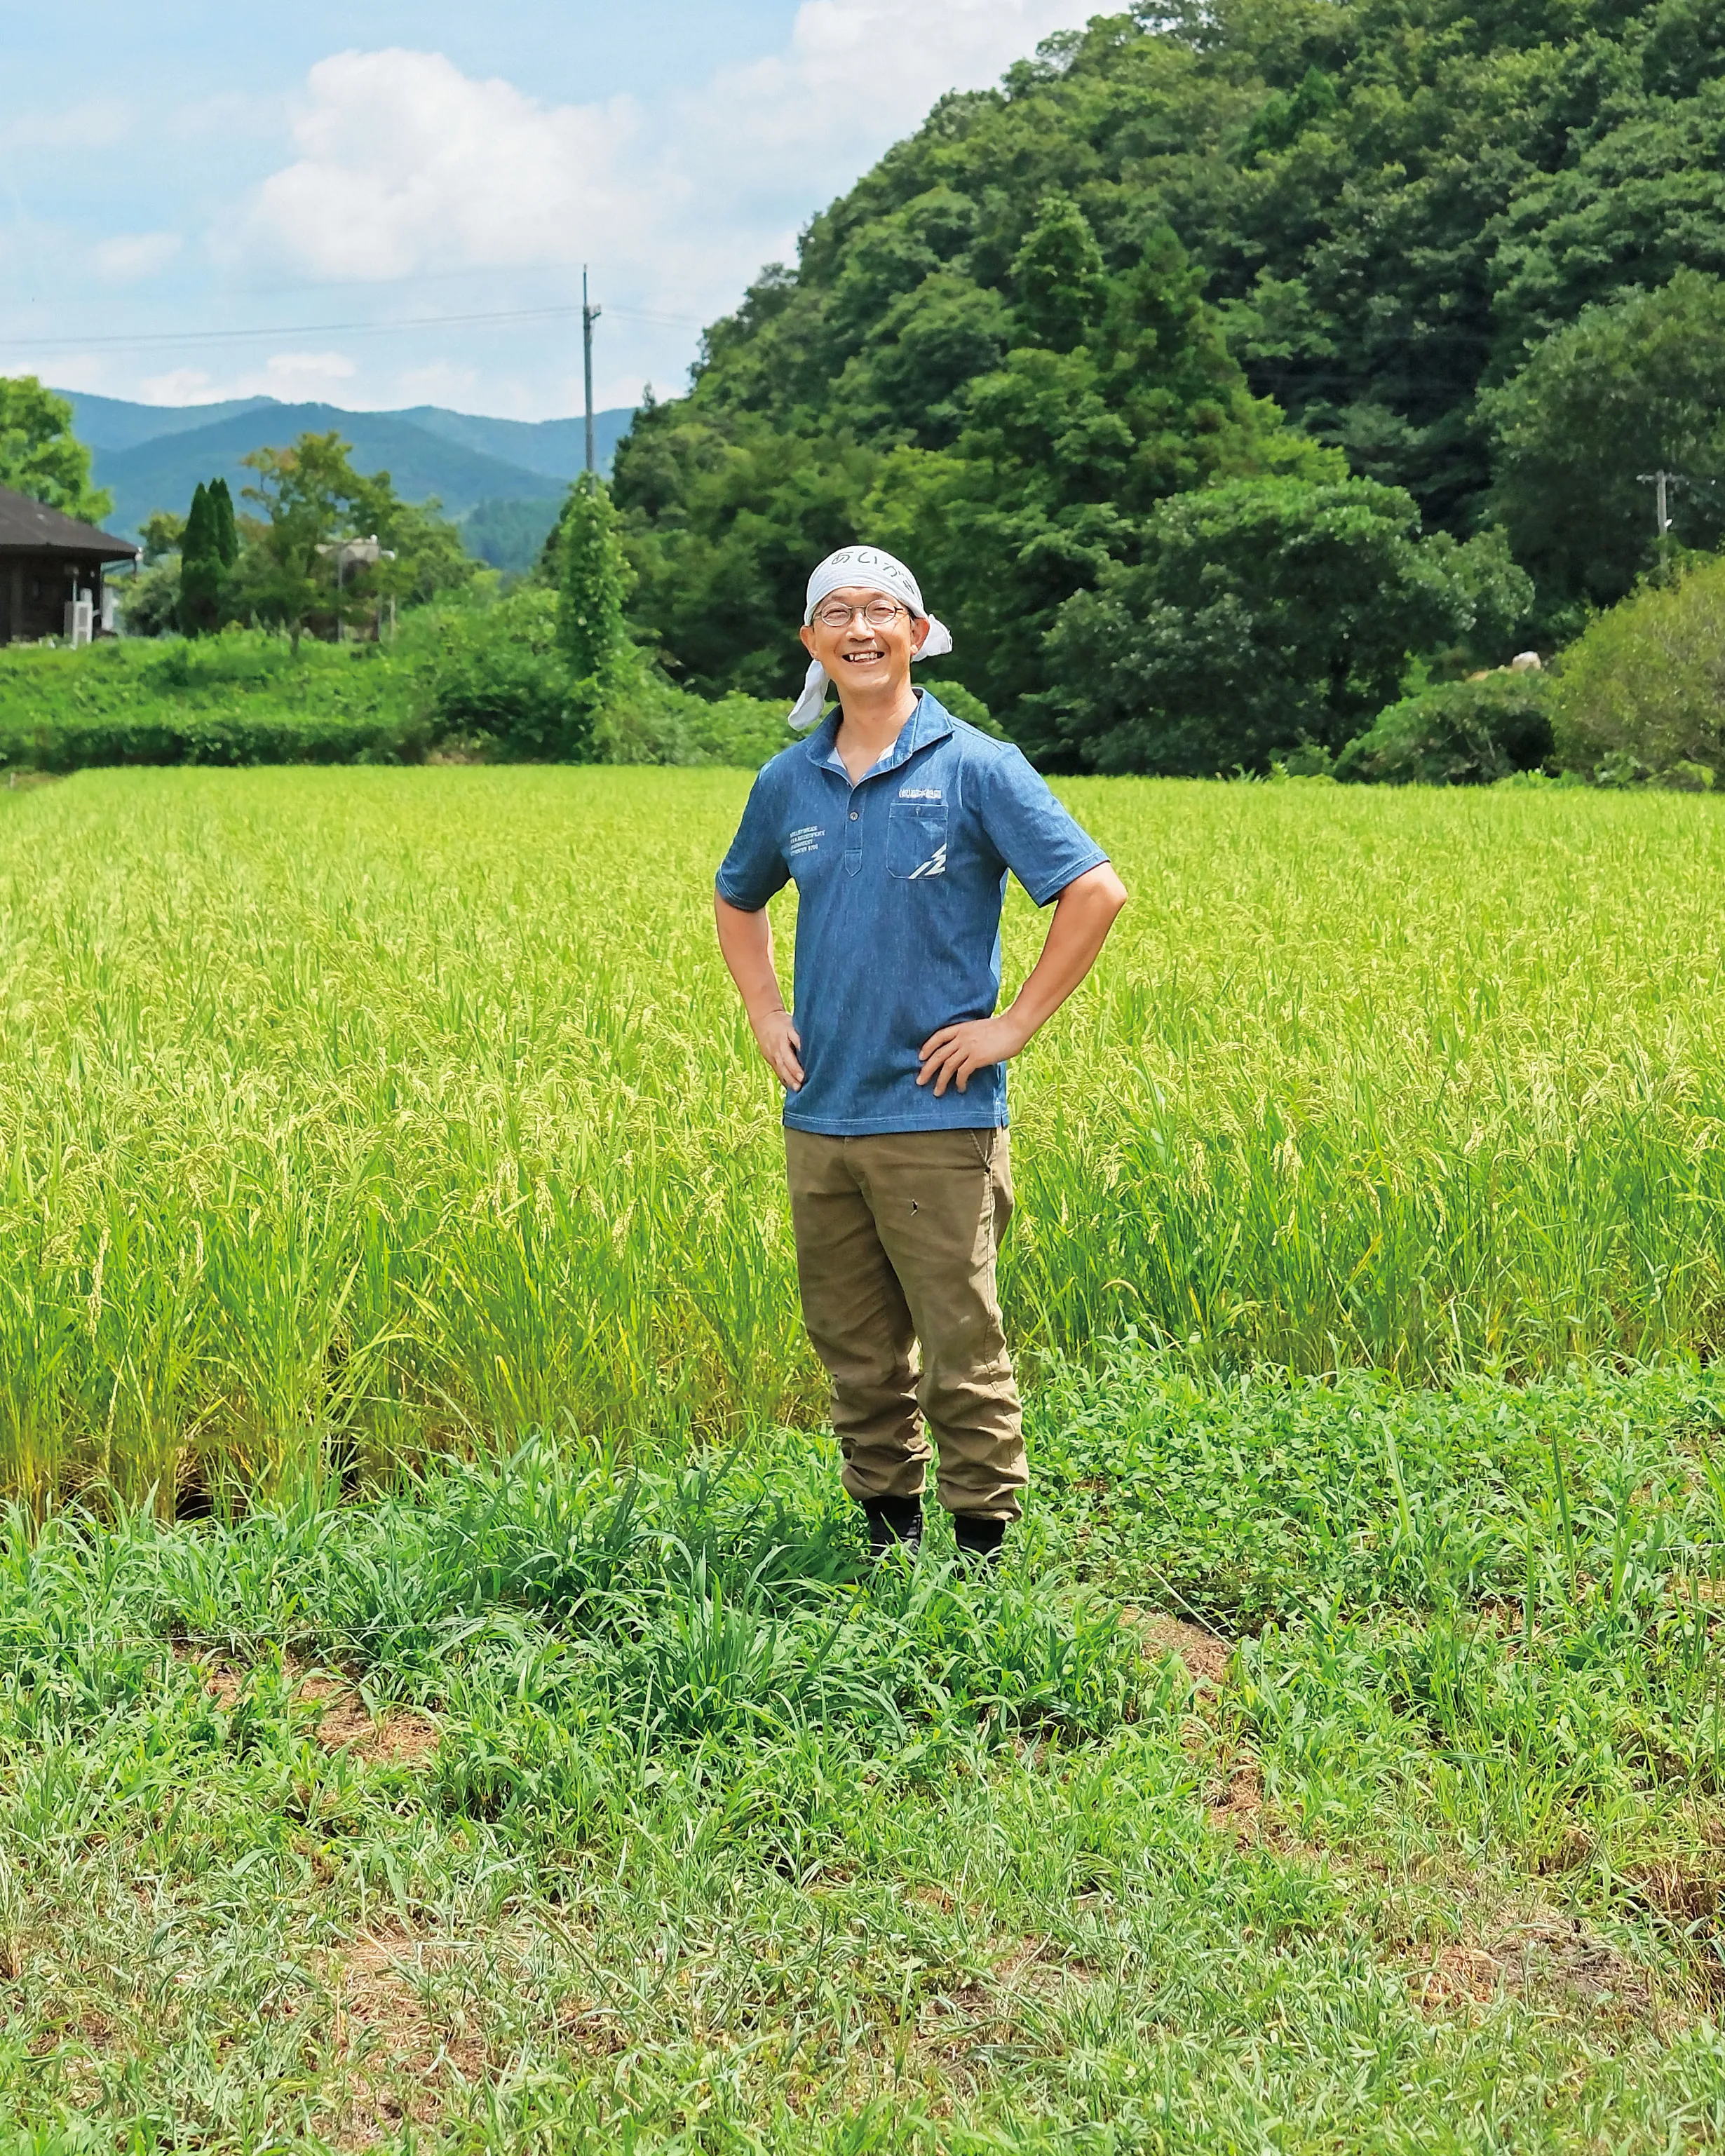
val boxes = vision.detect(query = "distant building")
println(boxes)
[318,533,398,640]
[0,484,139,646]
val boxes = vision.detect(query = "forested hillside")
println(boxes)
[615,0,1725,768]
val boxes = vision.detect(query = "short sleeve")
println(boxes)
[715,767,791,910]
[976,746,1109,907]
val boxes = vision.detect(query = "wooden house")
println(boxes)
[0,484,138,645]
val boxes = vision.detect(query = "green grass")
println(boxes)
[0,768,1722,1503]
[4,1357,1724,2150]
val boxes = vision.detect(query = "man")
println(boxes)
[714,544,1128,1563]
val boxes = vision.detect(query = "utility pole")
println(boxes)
[1637,468,1687,557]
[582,266,602,475]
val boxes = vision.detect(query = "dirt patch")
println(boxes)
[175,1651,438,1765]
[1413,1916,1651,2020]
[327,1923,489,2147]
[298,1673,440,1765]
[1205,1756,1290,1849]
[183,1654,245,1710]
[1120,1608,1232,1685]
[905,1884,956,1915]
[1419,1944,1506,2009]
[175,1647,438,1768]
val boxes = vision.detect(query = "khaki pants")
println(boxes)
[785,1127,1027,1521]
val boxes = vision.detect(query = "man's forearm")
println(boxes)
[1001,865,1128,1048]
[716,890,805,1091]
[714,892,786,1022]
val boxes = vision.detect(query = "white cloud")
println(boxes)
[250,50,642,281]
[131,366,222,405]
[94,231,183,283]
[245,1,1097,323]
[137,350,358,405]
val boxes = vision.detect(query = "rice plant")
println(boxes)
[1,768,1723,1503]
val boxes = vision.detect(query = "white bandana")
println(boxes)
[786,545,954,731]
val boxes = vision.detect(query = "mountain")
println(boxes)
[59,391,281,454]
[392,407,633,484]
[53,390,636,538]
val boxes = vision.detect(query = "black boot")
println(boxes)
[860,1493,924,1557]
[952,1513,1007,1566]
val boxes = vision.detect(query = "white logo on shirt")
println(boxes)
[907,843,947,879]
[786,825,825,857]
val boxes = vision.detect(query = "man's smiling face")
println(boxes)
[799,585,930,695]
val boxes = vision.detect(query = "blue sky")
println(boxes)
[0,1,1096,420]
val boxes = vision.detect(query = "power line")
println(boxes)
[0,298,705,358]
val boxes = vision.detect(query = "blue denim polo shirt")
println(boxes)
[715,691,1109,1135]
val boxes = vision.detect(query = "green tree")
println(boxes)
[614,0,1725,726]
[349,471,477,608]
[179,481,223,637]
[0,376,111,522]
[1041,477,1513,774]
[210,477,239,567]
[236,433,372,653]
[557,473,637,743]
[1013,192,1107,351]
[1485,270,1725,628]
[865,226,1339,734]
[138,509,186,564]
[618,419,876,698]
[124,510,187,638]
[236,433,475,648]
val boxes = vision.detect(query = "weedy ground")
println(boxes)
[6,1355,1725,2152]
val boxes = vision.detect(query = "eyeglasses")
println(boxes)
[811,597,909,631]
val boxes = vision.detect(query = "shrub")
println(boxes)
[1549,554,1725,786]
[590,669,1003,769]
[1337,672,1554,785]
[0,633,427,771]
[593,670,787,768]
[421,588,585,758]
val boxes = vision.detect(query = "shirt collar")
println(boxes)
[805,690,954,780]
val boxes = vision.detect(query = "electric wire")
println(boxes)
[0,297,704,357]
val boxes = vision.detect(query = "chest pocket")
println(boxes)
[887,804,949,881]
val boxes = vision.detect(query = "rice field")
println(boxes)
[6,766,1725,2150]
[1,766,1721,1507]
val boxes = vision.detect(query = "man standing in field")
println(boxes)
[714,545,1128,1563]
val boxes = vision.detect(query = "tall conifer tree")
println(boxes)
[180,480,221,637]
[210,477,239,567]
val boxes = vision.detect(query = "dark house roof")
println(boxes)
[0,484,137,561]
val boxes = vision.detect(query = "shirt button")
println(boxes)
[849,811,858,820]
